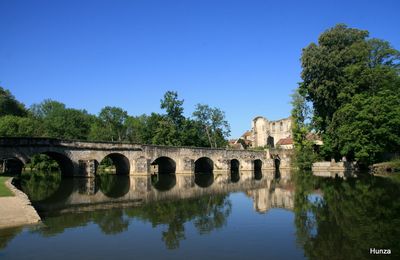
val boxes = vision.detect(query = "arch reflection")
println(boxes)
[151,173,177,191]
[98,174,130,198]
[195,173,214,188]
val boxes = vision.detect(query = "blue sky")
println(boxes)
[1,0,399,137]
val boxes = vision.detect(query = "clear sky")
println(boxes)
[1,0,399,138]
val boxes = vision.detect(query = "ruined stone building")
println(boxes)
[251,116,292,148]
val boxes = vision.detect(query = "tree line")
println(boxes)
[292,24,400,168]
[0,89,230,148]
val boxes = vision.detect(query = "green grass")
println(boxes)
[0,176,14,197]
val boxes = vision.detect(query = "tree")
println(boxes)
[298,24,400,165]
[0,87,27,117]
[124,115,147,143]
[299,24,370,131]
[179,119,209,147]
[0,115,43,137]
[30,100,93,140]
[160,91,185,127]
[90,106,129,142]
[290,89,318,170]
[152,116,181,146]
[193,104,230,148]
[332,91,400,165]
[30,99,66,119]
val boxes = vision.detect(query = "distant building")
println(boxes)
[276,137,294,150]
[251,116,292,148]
[227,131,254,150]
[227,139,244,150]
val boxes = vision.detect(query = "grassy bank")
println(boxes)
[0,176,14,197]
[371,159,400,175]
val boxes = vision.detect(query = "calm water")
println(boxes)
[1,170,399,260]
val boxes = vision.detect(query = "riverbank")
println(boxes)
[0,177,41,229]
[0,176,14,197]
[370,160,400,175]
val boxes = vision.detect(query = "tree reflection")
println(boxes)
[31,192,231,250]
[98,174,130,198]
[33,208,129,236]
[92,209,129,234]
[294,172,400,259]
[0,227,23,250]
[125,194,232,249]
[16,172,61,202]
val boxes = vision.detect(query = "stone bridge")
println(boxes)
[0,138,290,177]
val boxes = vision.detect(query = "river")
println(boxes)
[0,169,399,259]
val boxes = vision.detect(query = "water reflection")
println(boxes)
[194,173,214,188]
[151,173,176,191]
[294,172,400,259]
[3,169,399,259]
[98,174,130,198]
[230,171,240,183]
[16,172,62,202]
[254,170,263,180]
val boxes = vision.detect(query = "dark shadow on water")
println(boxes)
[230,159,240,183]
[230,170,240,183]
[254,170,263,180]
[151,173,176,191]
[98,174,130,198]
[195,172,214,188]
[274,169,281,180]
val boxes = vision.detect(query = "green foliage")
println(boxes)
[192,104,230,148]
[24,154,60,172]
[0,176,14,197]
[291,89,319,170]
[332,91,400,165]
[89,106,128,142]
[0,87,230,147]
[0,87,27,117]
[0,115,43,137]
[124,115,147,143]
[160,91,185,127]
[30,99,94,140]
[298,24,400,165]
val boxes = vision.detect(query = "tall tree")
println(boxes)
[193,104,230,148]
[30,99,93,140]
[290,88,317,169]
[0,86,27,117]
[0,115,43,137]
[90,106,129,142]
[298,24,400,164]
[160,91,185,127]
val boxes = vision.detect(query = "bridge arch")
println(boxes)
[25,151,75,177]
[194,157,214,174]
[151,156,176,174]
[99,153,130,175]
[253,159,263,180]
[230,159,240,172]
[0,157,25,175]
